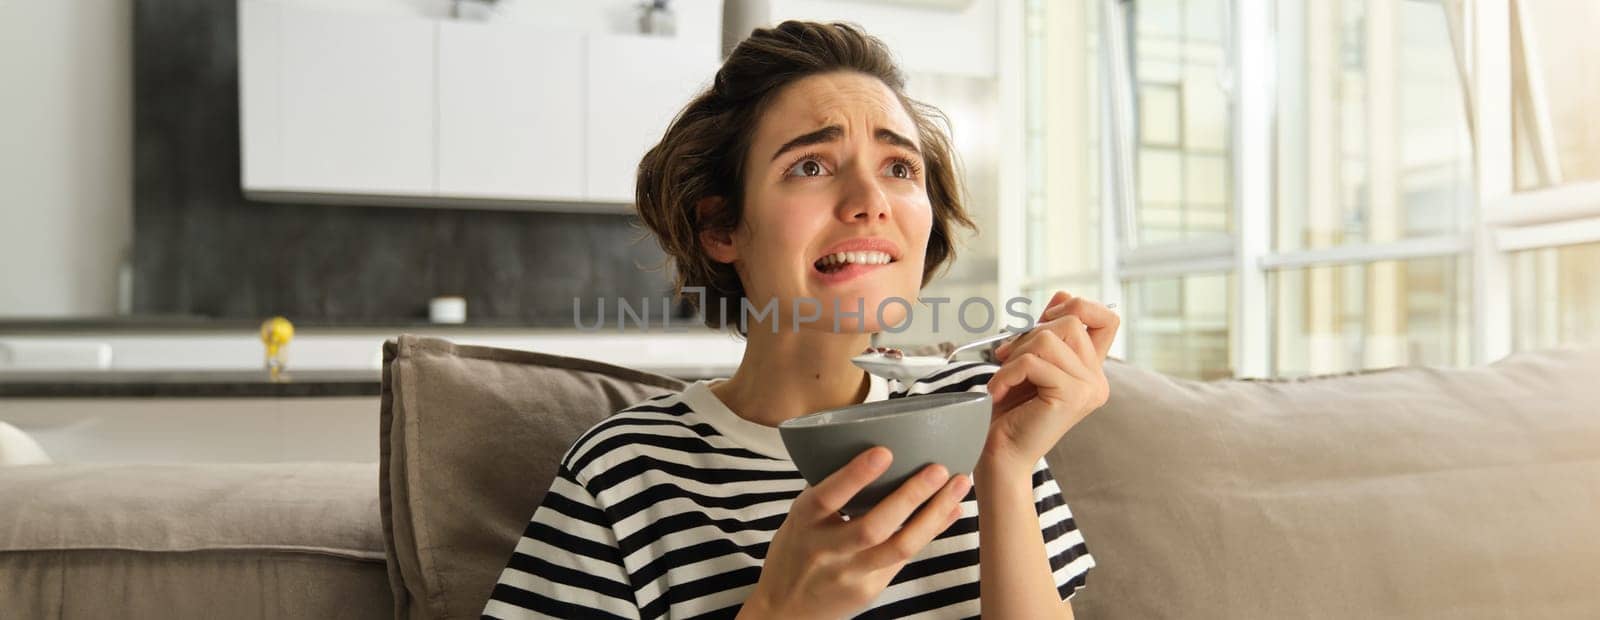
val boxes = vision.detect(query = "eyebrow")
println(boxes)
[769,125,921,162]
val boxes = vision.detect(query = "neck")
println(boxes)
[710,322,874,427]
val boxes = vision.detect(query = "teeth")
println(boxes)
[818,251,893,267]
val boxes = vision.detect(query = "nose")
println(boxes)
[837,160,891,224]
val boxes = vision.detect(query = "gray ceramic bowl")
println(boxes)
[778,392,991,517]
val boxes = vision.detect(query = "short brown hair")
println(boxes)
[634,20,976,334]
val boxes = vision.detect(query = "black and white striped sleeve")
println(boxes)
[483,465,640,620]
[1031,458,1095,601]
[894,361,999,397]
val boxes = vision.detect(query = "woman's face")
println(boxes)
[707,71,934,334]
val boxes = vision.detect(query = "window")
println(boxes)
[1270,257,1468,376]
[1023,0,1238,379]
[1511,242,1600,351]
[1132,0,1232,245]
[1268,0,1475,375]
[1020,0,1103,315]
[1020,0,1600,380]
[1126,272,1232,380]
[1500,1,1600,352]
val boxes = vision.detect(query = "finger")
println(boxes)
[1044,296,1114,327]
[1003,336,1110,413]
[1043,291,1073,315]
[987,350,1079,410]
[801,446,892,520]
[1046,298,1120,359]
[996,292,1075,359]
[847,463,952,552]
[994,324,1040,361]
[859,473,972,570]
[1005,329,1094,388]
[1062,316,1099,371]
[1000,328,1080,380]
[995,314,1070,360]
[996,314,1085,363]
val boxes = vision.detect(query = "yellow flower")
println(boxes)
[260,316,294,355]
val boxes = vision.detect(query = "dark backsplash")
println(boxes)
[131,0,679,326]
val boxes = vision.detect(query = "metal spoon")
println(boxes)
[853,303,1117,384]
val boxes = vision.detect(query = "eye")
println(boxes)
[884,157,921,180]
[785,156,830,178]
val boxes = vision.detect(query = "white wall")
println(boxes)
[259,0,724,55]
[736,0,998,77]
[0,2,133,318]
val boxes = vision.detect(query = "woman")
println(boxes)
[485,20,1119,619]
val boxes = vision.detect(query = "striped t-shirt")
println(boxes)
[484,361,1095,619]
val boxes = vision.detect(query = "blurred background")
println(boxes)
[1,0,1596,409]
[5,7,1596,616]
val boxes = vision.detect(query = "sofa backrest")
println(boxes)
[1046,346,1600,619]
[381,334,1600,619]
[380,335,684,620]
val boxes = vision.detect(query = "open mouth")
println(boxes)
[813,251,896,274]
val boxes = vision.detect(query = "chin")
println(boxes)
[806,289,916,334]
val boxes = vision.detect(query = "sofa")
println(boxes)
[2,334,1597,619]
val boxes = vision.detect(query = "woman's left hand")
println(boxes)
[981,291,1120,477]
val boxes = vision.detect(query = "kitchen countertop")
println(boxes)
[0,316,599,332]
[0,365,729,399]
[0,369,383,398]
[0,320,745,394]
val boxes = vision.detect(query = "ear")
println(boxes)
[696,197,739,264]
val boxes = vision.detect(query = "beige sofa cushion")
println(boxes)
[1047,347,1600,619]
[0,421,52,465]
[0,548,391,619]
[0,462,389,619]
[0,462,384,558]
[380,335,684,620]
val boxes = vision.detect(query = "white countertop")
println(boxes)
[0,328,746,377]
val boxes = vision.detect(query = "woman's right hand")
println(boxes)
[739,446,972,620]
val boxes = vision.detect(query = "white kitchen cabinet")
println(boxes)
[238,2,721,208]
[584,34,718,203]
[239,2,436,197]
[437,22,586,202]
[238,1,283,191]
